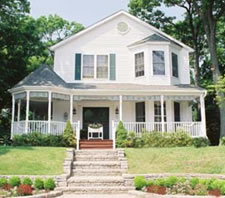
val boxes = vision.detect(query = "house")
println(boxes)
[9,10,207,149]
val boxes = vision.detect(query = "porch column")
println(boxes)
[161,95,165,132]
[11,94,15,138]
[200,94,207,137]
[17,99,21,121]
[70,94,73,123]
[48,91,52,134]
[119,95,123,121]
[25,91,30,134]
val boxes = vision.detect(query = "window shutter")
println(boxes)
[110,54,116,80]
[75,53,81,80]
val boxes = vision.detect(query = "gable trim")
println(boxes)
[50,10,194,52]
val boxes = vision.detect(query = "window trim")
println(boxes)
[172,52,179,78]
[152,50,166,76]
[81,54,110,80]
[134,52,145,78]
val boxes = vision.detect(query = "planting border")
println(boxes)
[15,191,62,198]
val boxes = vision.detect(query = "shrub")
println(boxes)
[34,178,44,190]
[44,178,56,190]
[155,178,166,187]
[134,176,146,190]
[125,131,136,147]
[9,176,21,187]
[2,184,12,191]
[22,177,33,186]
[220,137,225,146]
[192,137,210,148]
[194,183,208,196]
[146,179,154,187]
[0,178,7,187]
[63,120,76,147]
[165,176,178,188]
[116,121,128,148]
[190,177,199,189]
[17,184,33,196]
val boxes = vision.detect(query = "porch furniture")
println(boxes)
[88,126,103,140]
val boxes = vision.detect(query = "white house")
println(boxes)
[9,10,207,149]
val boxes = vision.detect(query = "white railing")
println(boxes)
[113,121,204,137]
[12,120,81,138]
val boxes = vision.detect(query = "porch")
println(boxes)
[11,90,207,149]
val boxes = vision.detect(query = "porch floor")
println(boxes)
[79,140,113,149]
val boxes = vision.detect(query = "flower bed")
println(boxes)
[0,176,56,197]
[134,175,225,197]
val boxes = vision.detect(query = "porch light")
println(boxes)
[115,107,119,115]
[73,108,76,115]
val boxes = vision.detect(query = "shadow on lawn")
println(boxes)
[0,146,34,156]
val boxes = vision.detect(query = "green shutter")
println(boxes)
[75,53,81,80]
[110,54,116,80]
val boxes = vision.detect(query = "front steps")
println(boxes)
[57,149,134,194]
[79,140,113,149]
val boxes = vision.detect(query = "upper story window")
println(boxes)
[135,52,144,77]
[172,52,179,78]
[97,55,108,79]
[83,55,94,79]
[153,51,165,75]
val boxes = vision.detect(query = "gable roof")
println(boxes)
[50,10,194,52]
[13,65,67,88]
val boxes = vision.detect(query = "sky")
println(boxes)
[29,0,185,27]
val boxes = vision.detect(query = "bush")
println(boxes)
[155,178,166,187]
[192,137,210,148]
[9,176,21,187]
[34,178,44,190]
[17,184,33,196]
[44,178,56,190]
[146,179,154,187]
[22,177,33,186]
[12,132,65,147]
[116,121,128,148]
[165,176,178,188]
[190,177,199,189]
[63,120,76,147]
[220,137,225,146]
[134,176,146,190]
[125,131,136,147]
[0,178,8,187]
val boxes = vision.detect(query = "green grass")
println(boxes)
[0,146,66,175]
[125,147,225,174]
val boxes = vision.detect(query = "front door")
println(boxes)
[83,107,110,139]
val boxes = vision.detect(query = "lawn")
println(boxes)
[125,147,225,174]
[0,146,66,175]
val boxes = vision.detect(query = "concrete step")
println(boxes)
[72,169,125,176]
[67,176,124,186]
[56,186,135,194]
[75,150,118,156]
[75,155,118,161]
[73,161,121,169]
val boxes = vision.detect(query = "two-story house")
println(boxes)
[9,10,207,149]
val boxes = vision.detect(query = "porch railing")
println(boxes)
[112,121,204,137]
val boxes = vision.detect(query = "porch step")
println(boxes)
[72,169,125,176]
[67,176,124,187]
[79,140,113,149]
[75,150,118,155]
[75,155,118,161]
[73,161,121,169]
[55,186,134,194]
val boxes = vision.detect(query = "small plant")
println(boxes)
[9,176,21,187]
[2,183,12,191]
[63,120,76,147]
[44,178,56,190]
[22,177,33,186]
[17,184,33,196]
[220,137,225,146]
[116,121,128,148]
[146,179,154,187]
[190,177,199,189]
[0,178,7,187]
[34,178,44,190]
[165,176,178,188]
[134,176,146,190]
[155,178,166,187]
[192,137,210,148]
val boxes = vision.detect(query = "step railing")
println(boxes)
[112,121,204,137]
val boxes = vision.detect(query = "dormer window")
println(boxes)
[135,52,144,77]
[153,51,165,75]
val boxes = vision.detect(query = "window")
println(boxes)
[174,102,180,122]
[136,102,145,122]
[97,55,108,79]
[172,53,179,77]
[154,102,166,122]
[153,51,165,75]
[135,52,144,77]
[83,55,94,78]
